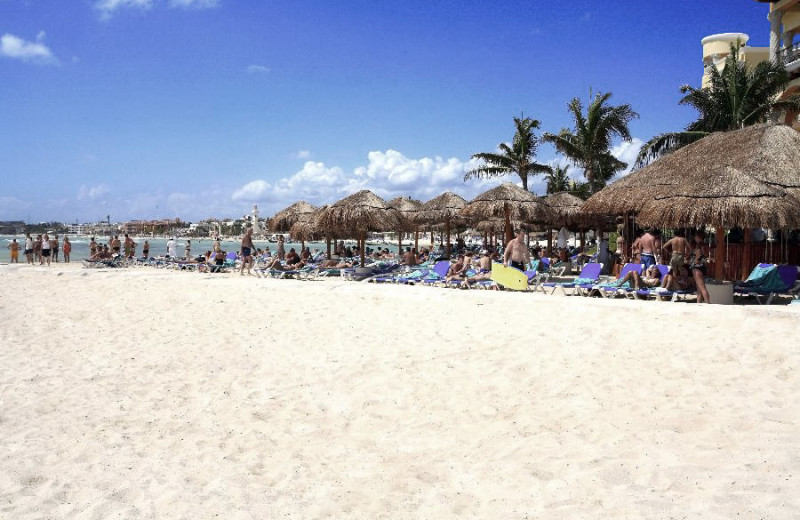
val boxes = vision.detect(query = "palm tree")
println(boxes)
[543,91,639,195]
[636,43,800,167]
[545,165,571,194]
[465,116,552,191]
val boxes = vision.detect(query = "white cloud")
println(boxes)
[232,149,505,214]
[610,137,644,177]
[246,64,270,74]
[0,32,58,65]
[293,150,311,159]
[95,0,218,19]
[168,0,220,8]
[77,184,111,201]
[94,0,153,19]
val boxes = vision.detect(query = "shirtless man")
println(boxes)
[7,238,20,263]
[89,237,98,258]
[400,247,417,266]
[638,228,657,269]
[110,235,122,255]
[240,227,254,275]
[503,229,530,271]
[124,234,136,258]
[661,230,691,276]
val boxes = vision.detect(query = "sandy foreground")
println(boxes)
[1,263,798,519]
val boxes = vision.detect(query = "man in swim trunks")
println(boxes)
[142,240,150,259]
[638,228,657,269]
[124,234,136,258]
[7,238,20,263]
[503,229,530,271]
[240,226,254,275]
[111,235,121,255]
[51,234,59,262]
[89,237,98,258]
[661,230,691,276]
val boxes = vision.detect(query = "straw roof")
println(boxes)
[581,124,800,228]
[387,196,423,231]
[268,201,318,231]
[473,217,531,233]
[460,182,554,224]
[414,192,468,224]
[544,191,584,223]
[288,205,329,242]
[315,190,400,236]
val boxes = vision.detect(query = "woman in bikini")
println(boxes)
[661,264,694,292]
[689,230,711,303]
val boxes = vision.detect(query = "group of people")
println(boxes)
[616,228,712,303]
[8,233,72,266]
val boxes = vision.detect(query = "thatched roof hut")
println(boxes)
[461,183,553,224]
[288,205,328,243]
[544,192,584,225]
[268,201,318,232]
[581,124,800,229]
[387,196,423,253]
[316,190,400,265]
[414,192,468,256]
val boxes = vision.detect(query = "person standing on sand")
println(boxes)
[276,235,285,260]
[240,227,254,275]
[167,237,177,258]
[185,239,191,259]
[51,234,59,262]
[638,228,657,270]
[34,235,43,264]
[62,236,71,263]
[690,230,712,304]
[24,234,33,264]
[503,229,531,271]
[662,230,691,276]
[142,240,150,259]
[111,235,121,255]
[41,233,51,266]
[89,237,98,258]
[7,238,20,263]
[124,234,136,258]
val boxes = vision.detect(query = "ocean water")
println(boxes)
[0,235,413,264]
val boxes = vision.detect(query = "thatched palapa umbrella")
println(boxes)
[316,190,400,266]
[460,182,553,243]
[268,201,318,252]
[414,192,467,256]
[581,124,800,279]
[387,196,422,254]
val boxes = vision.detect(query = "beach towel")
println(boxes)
[735,264,786,292]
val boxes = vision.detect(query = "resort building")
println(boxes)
[701,0,800,128]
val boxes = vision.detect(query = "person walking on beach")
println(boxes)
[142,240,150,259]
[185,239,191,259]
[41,233,52,267]
[503,229,531,271]
[89,237,98,258]
[276,235,285,260]
[24,234,33,264]
[7,238,20,263]
[62,236,71,263]
[51,234,60,262]
[34,235,43,264]
[167,237,177,258]
[240,227,254,275]
[690,230,711,304]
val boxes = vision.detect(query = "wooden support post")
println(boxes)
[714,227,725,280]
[741,228,752,281]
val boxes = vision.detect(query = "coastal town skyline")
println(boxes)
[2,1,772,223]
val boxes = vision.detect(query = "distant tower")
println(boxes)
[252,205,261,235]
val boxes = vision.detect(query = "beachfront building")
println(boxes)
[702,0,800,129]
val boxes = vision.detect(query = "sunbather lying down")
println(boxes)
[461,272,498,290]
[264,258,306,271]
[616,264,662,289]
[319,259,355,268]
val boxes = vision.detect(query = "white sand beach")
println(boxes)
[1,263,798,519]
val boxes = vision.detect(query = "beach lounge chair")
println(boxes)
[734,264,800,304]
[590,263,643,298]
[539,262,603,296]
[419,260,451,286]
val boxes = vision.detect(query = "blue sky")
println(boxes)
[1,0,772,223]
